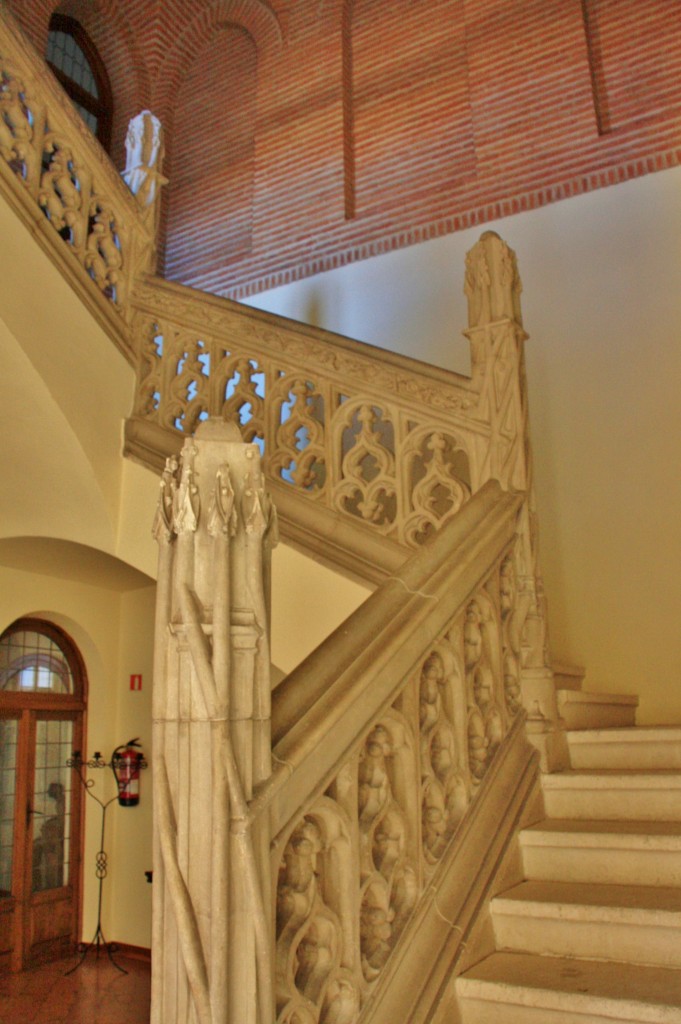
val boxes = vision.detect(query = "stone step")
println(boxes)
[553,663,586,692]
[558,689,638,730]
[519,819,681,887]
[491,880,681,969]
[568,727,681,771]
[543,770,681,821]
[456,951,681,1023]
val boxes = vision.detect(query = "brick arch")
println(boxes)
[152,0,282,125]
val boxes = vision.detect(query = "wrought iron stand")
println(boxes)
[65,746,146,975]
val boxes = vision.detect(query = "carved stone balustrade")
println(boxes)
[151,461,542,1024]
[0,6,155,361]
[260,481,535,1023]
[125,261,526,575]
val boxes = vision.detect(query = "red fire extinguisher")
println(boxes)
[112,738,144,806]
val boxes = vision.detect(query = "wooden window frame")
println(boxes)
[46,14,113,152]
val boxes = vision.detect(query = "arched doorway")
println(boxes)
[0,618,87,971]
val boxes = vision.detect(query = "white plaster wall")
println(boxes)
[246,168,681,724]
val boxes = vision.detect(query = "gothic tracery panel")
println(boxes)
[269,376,327,492]
[403,428,472,545]
[334,403,397,530]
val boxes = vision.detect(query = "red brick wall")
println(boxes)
[164,26,257,283]
[8,0,681,297]
[351,0,475,215]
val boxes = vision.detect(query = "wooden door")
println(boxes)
[0,620,86,971]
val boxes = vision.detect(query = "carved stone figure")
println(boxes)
[419,652,443,731]
[358,725,392,824]
[360,901,393,978]
[422,800,448,863]
[0,67,37,179]
[85,207,123,299]
[294,917,337,1001]
[38,143,82,239]
[464,600,483,671]
[122,110,167,211]
[320,977,359,1024]
[372,808,404,877]
[467,709,488,782]
[277,819,322,933]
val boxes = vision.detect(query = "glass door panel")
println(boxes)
[0,718,18,897]
[31,718,73,893]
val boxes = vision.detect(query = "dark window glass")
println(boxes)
[46,15,112,150]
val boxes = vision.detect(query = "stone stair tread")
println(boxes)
[568,726,681,742]
[545,770,681,785]
[494,879,681,918]
[524,818,681,838]
[458,951,681,1018]
[560,691,639,705]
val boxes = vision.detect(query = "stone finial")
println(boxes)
[464,231,523,328]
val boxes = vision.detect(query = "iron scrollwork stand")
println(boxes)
[65,743,147,975]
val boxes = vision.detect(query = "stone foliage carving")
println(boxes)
[274,542,521,1020]
[276,806,359,1024]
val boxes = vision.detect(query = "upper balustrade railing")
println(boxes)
[124,269,528,574]
[122,231,532,590]
[0,7,156,359]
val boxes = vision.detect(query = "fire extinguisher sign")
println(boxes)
[130,674,142,691]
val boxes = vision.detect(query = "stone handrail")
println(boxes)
[0,5,154,361]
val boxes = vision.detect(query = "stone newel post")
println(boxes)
[464,231,568,770]
[151,418,277,1024]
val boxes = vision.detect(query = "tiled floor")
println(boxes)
[0,953,150,1024]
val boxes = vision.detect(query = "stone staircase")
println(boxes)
[456,691,681,1023]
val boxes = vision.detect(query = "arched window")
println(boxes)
[0,619,86,968]
[46,14,112,150]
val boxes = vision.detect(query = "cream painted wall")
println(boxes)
[0,567,155,948]
[271,544,371,675]
[246,168,681,724]
[109,585,156,949]
[0,195,135,521]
